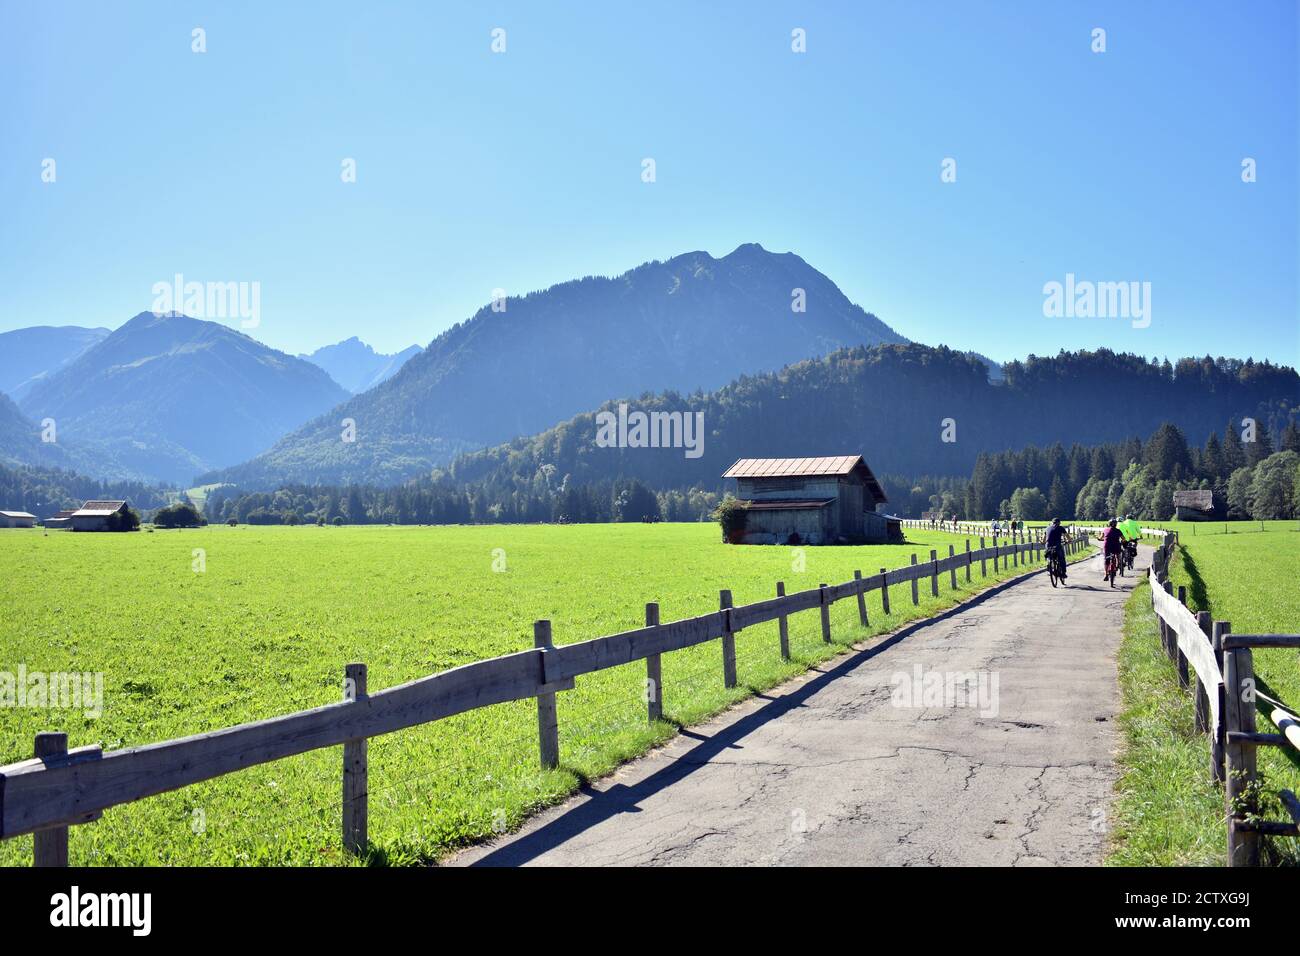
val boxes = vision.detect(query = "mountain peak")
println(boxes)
[299,337,422,394]
[207,245,908,488]
[16,313,348,483]
[724,242,769,257]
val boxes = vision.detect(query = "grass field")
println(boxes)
[1110,527,1300,866]
[0,522,1079,866]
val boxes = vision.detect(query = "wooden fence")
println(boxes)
[1145,531,1300,866]
[1,528,1093,867]
[899,518,1167,543]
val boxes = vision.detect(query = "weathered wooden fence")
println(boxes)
[1,529,1092,867]
[1146,531,1300,866]
[900,518,1166,543]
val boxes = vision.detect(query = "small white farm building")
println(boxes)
[70,500,131,531]
[0,511,36,528]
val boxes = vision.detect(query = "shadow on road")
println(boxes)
[460,570,1054,866]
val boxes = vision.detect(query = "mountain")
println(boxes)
[964,351,1004,383]
[300,338,422,393]
[441,345,1300,493]
[0,325,110,401]
[0,389,146,479]
[17,313,350,484]
[205,243,909,487]
[0,390,67,470]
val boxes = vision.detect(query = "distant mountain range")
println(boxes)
[299,337,422,394]
[0,325,110,402]
[6,244,1289,497]
[444,345,1300,493]
[15,312,349,484]
[204,243,910,487]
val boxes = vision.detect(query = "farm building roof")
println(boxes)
[1172,489,1214,510]
[722,455,887,503]
[739,498,834,511]
[0,511,36,518]
[74,500,129,516]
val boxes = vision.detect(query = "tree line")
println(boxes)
[914,420,1300,521]
[200,477,721,526]
[0,462,172,519]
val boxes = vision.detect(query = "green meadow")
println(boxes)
[0,522,1073,866]
[1110,526,1299,866]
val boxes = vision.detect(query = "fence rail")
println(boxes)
[2,528,1094,866]
[1145,530,1299,866]
[898,518,1167,542]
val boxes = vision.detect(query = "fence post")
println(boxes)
[910,555,919,605]
[1210,621,1227,783]
[1175,587,1190,688]
[819,583,832,643]
[929,550,939,597]
[879,567,890,615]
[534,620,560,769]
[993,538,1000,572]
[33,732,69,867]
[964,540,971,582]
[854,570,868,626]
[720,590,738,686]
[979,537,986,577]
[775,582,790,660]
[645,603,662,723]
[342,663,368,856]
[948,545,957,589]
[1222,623,1259,867]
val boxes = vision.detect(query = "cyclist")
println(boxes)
[1044,518,1067,582]
[1119,514,1141,570]
[1097,519,1124,587]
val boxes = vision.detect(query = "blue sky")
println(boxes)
[2,1,1296,364]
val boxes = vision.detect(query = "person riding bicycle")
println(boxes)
[1118,514,1140,569]
[1044,518,1067,580]
[1098,519,1124,587]
[1121,515,1142,541]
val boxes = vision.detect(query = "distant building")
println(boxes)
[70,500,131,532]
[1173,489,1219,521]
[721,455,900,544]
[42,509,77,530]
[0,511,36,529]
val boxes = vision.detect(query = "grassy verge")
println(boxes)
[1109,530,1299,866]
[1107,577,1225,865]
[1167,531,1300,866]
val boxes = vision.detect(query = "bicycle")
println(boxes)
[1046,544,1067,587]
[1104,550,1120,587]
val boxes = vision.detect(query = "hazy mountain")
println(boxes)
[0,325,110,401]
[300,337,422,393]
[0,390,66,470]
[18,312,350,484]
[443,345,1300,492]
[205,243,909,487]
[964,351,1004,382]
[0,389,151,480]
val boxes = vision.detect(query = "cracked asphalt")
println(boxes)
[450,545,1143,867]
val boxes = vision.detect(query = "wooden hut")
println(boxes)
[721,455,899,544]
